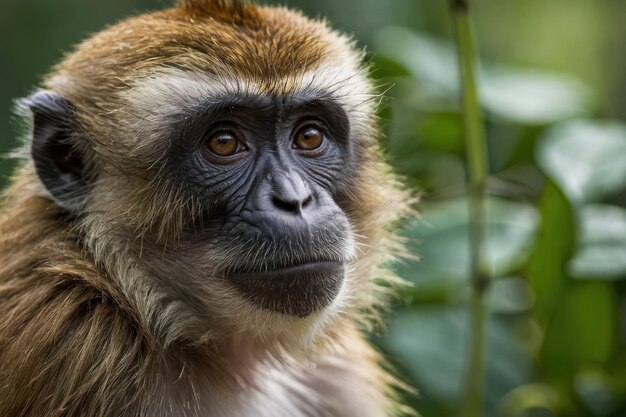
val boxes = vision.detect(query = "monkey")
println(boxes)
[0,1,413,416]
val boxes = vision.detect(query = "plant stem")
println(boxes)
[449,1,490,416]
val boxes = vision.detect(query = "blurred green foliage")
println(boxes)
[1,1,626,416]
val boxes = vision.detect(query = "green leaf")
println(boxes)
[537,120,626,204]
[370,55,413,79]
[418,111,464,155]
[397,197,539,292]
[497,383,574,417]
[374,27,458,99]
[383,306,533,416]
[540,282,615,383]
[569,205,626,279]
[574,369,620,416]
[525,181,576,319]
[373,27,590,124]
[479,69,589,125]
[487,277,534,314]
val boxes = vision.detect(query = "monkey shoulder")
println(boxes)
[0,238,154,416]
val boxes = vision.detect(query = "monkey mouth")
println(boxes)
[225,261,345,318]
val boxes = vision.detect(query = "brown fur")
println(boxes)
[0,1,413,416]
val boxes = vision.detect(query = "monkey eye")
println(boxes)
[207,131,241,156]
[293,124,325,153]
[203,129,248,163]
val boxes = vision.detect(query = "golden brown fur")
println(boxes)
[0,1,412,416]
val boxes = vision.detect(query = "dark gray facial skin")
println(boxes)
[168,93,356,317]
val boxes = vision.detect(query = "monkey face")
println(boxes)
[25,3,398,343]
[27,79,369,334]
[168,94,357,318]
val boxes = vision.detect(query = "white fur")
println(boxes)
[121,57,376,151]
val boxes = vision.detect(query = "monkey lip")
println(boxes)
[229,261,344,278]
[225,261,345,317]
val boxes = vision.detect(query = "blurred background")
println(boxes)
[1,1,626,416]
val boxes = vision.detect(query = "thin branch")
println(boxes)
[449,1,491,416]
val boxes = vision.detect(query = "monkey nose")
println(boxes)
[269,171,313,215]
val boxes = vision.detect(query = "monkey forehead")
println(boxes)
[122,60,374,131]
[49,4,359,89]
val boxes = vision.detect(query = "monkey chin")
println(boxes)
[225,261,345,318]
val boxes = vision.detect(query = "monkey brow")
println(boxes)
[184,92,346,121]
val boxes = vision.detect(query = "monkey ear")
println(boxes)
[25,91,88,213]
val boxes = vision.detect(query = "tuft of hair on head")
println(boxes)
[176,0,259,23]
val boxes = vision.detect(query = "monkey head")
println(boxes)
[22,0,407,351]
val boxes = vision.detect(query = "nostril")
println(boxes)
[272,195,300,213]
[271,193,313,214]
